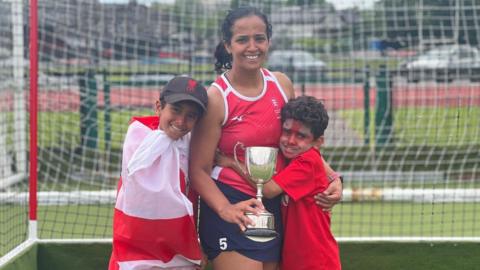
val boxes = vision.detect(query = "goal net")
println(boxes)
[1,0,479,264]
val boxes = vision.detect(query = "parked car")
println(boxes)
[267,50,326,83]
[399,45,480,82]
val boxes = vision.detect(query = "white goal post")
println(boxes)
[0,0,27,189]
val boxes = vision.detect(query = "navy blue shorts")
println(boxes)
[199,181,283,262]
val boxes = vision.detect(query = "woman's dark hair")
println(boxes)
[214,6,273,74]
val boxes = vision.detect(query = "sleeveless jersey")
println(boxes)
[210,68,288,196]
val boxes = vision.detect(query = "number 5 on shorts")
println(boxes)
[219,237,228,250]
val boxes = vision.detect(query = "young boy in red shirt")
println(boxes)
[215,95,341,269]
[260,95,341,270]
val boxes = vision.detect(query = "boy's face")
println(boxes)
[156,100,201,140]
[279,119,322,159]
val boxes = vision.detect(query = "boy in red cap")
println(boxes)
[109,76,208,270]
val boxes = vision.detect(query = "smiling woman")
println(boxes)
[188,6,342,270]
[190,8,289,270]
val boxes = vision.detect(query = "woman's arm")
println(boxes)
[314,159,343,210]
[189,86,262,231]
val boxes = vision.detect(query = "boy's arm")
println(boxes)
[261,180,284,199]
[215,152,284,198]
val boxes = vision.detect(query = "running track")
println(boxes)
[1,82,479,112]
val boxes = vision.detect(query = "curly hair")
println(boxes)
[281,96,329,139]
[214,6,273,74]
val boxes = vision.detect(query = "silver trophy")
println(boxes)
[234,143,278,242]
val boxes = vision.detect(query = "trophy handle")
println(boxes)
[233,142,244,170]
[233,142,251,179]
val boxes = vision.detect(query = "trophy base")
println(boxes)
[244,228,278,242]
[244,211,277,242]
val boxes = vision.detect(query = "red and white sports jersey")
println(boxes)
[210,68,289,196]
[273,148,341,270]
[109,116,201,270]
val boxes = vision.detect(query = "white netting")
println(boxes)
[1,0,479,261]
[0,0,28,259]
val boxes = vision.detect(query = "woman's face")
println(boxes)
[225,15,270,71]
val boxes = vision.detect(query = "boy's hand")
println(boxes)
[314,178,342,211]
[218,198,264,231]
[215,150,252,183]
[196,250,208,270]
[214,149,232,168]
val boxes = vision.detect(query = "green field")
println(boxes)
[1,201,479,269]
[3,101,477,150]
[340,107,480,146]
[37,109,150,150]
[9,106,472,149]
[3,201,478,241]
[3,242,480,270]
[4,105,478,188]
[333,202,480,237]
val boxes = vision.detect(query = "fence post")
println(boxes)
[103,70,111,152]
[375,65,393,147]
[363,66,370,145]
[79,69,98,151]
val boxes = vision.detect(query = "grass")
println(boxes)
[3,106,476,185]
[5,241,480,270]
[38,109,150,150]
[339,106,480,146]
[2,201,478,242]
[1,202,479,269]
[31,106,480,149]
[37,204,113,239]
[333,202,480,237]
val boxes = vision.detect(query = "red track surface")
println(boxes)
[298,82,480,110]
[1,82,479,112]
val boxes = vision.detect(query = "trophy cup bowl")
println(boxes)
[234,144,279,242]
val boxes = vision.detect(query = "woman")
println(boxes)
[189,7,342,270]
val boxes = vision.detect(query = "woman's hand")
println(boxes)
[314,178,342,211]
[218,198,264,231]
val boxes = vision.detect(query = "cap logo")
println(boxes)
[186,79,197,93]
